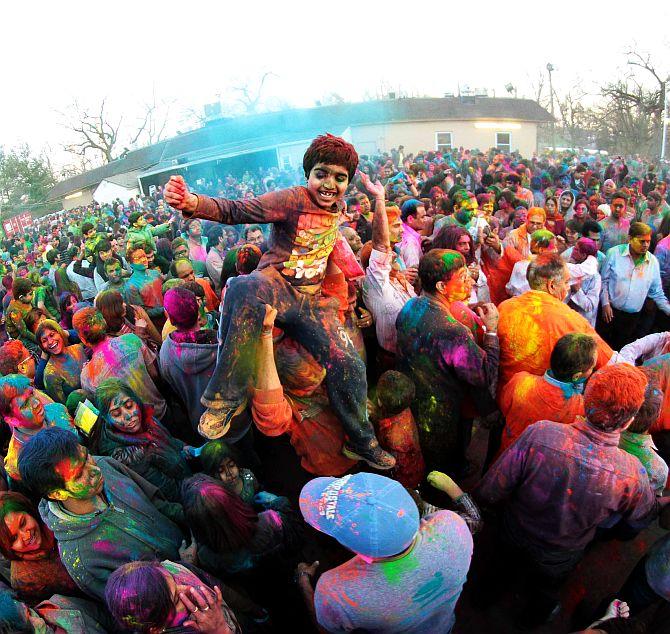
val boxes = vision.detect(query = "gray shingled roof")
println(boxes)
[49,97,551,200]
[48,142,169,200]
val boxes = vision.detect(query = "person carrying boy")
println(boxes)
[164,134,394,469]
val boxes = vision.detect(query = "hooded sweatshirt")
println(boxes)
[39,457,183,600]
[159,329,218,429]
[98,408,191,502]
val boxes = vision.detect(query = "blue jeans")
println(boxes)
[203,267,376,451]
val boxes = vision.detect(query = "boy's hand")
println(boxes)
[358,172,385,199]
[164,175,198,213]
[262,304,277,330]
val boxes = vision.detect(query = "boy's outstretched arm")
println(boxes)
[164,174,290,226]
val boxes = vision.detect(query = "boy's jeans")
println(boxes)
[203,267,376,451]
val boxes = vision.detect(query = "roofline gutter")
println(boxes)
[137,136,319,179]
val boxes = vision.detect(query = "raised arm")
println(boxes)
[256,305,280,392]
[164,175,289,226]
[359,172,389,252]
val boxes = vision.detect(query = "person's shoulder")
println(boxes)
[118,332,143,347]
[508,371,541,389]
[521,419,569,443]
[606,243,626,256]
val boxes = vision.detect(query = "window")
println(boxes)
[496,132,512,153]
[435,132,452,152]
[281,155,292,169]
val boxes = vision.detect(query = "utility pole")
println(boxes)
[546,63,556,151]
[662,76,669,161]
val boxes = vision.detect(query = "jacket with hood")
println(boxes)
[29,593,115,633]
[159,329,218,429]
[97,407,191,503]
[39,456,184,600]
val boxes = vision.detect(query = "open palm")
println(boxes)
[359,172,385,198]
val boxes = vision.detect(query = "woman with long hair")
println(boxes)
[0,491,78,600]
[91,378,193,502]
[35,319,87,405]
[182,474,301,578]
[58,291,78,330]
[95,289,162,350]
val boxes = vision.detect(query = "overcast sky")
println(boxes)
[3,0,669,168]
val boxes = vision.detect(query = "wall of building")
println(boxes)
[349,120,538,157]
[62,188,94,211]
[276,141,312,171]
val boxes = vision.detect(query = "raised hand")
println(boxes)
[164,175,196,212]
[358,171,386,199]
[182,585,238,634]
[262,304,278,330]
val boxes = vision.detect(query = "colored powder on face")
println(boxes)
[54,455,81,483]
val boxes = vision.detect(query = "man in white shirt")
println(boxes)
[362,201,416,355]
[399,200,427,269]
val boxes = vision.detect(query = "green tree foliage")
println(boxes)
[0,145,56,212]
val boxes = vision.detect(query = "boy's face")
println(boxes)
[307,163,349,209]
[51,447,104,501]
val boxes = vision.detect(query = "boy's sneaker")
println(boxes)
[198,401,246,440]
[342,442,396,470]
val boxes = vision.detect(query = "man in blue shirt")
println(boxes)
[599,222,670,349]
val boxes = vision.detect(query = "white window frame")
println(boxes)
[495,132,512,153]
[435,131,453,152]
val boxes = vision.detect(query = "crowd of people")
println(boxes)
[0,135,669,632]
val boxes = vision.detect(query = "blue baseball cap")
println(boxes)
[299,473,419,558]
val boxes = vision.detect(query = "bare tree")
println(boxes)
[61,99,129,164]
[232,71,277,114]
[592,50,668,155]
[60,95,175,167]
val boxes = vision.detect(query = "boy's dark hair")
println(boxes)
[200,438,245,476]
[550,334,597,382]
[303,133,359,182]
[94,240,112,255]
[128,212,143,226]
[612,189,629,202]
[18,428,82,498]
[81,222,94,235]
[12,278,32,300]
[376,371,415,417]
[243,224,262,239]
[418,249,466,293]
[565,218,583,234]
[581,219,602,236]
[45,250,58,265]
[628,373,663,434]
